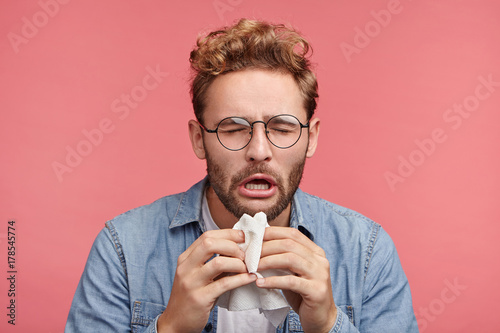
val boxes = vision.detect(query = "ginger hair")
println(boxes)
[189,18,318,123]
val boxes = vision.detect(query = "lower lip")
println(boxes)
[238,183,277,198]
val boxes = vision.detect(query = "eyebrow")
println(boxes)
[222,114,275,123]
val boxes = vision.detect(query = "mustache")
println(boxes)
[230,165,283,188]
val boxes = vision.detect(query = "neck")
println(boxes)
[205,186,291,229]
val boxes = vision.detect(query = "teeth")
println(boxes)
[245,183,270,190]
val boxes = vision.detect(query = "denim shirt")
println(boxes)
[65,178,418,332]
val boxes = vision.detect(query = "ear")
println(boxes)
[188,119,206,159]
[306,117,320,158]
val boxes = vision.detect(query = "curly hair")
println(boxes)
[189,19,318,123]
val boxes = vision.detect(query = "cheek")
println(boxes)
[275,152,302,174]
[208,147,243,171]
[278,144,307,164]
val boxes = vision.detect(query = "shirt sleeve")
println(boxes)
[65,227,158,332]
[329,227,418,333]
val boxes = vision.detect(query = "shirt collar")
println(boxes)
[290,188,315,242]
[169,177,316,241]
[169,177,207,229]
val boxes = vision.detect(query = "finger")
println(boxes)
[259,237,319,275]
[260,238,313,259]
[263,227,325,256]
[181,229,245,259]
[179,230,245,266]
[256,274,309,296]
[200,256,248,282]
[257,274,333,313]
[186,238,246,273]
[258,252,312,276]
[206,273,257,299]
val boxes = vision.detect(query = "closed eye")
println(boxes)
[220,127,248,134]
[269,127,294,134]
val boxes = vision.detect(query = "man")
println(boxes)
[66,19,418,332]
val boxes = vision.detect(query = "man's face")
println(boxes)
[204,142,306,222]
[190,69,319,222]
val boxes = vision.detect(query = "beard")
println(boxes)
[204,149,306,222]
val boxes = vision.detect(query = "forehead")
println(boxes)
[203,69,307,123]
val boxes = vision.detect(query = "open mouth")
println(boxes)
[244,179,271,190]
[238,174,277,198]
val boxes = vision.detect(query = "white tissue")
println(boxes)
[216,212,290,327]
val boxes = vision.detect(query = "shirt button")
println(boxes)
[204,323,213,332]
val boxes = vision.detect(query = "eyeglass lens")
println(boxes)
[216,115,303,150]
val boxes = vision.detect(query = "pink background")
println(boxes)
[1,0,499,332]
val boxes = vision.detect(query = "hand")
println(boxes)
[256,227,337,333]
[157,229,257,333]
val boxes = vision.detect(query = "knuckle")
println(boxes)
[175,262,187,278]
[198,232,208,241]
[289,228,302,240]
[316,247,326,257]
[318,266,331,282]
[317,255,330,267]
[177,274,190,291]
[201,237,215,251]
[210,256,225,271]
[286,274,298,288]
[198,231,213,244]
[318,269,329,282]
[177,253,186,264]
[216,275,232,290]
[175,266,183,279]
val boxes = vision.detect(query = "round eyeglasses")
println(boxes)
[199,114,309,151]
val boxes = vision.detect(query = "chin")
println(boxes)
[240,200,275,214]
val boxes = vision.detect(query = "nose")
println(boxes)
[245,122,272,162]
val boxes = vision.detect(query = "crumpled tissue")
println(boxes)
[216,212,290,327]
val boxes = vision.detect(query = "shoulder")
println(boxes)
[104,178,206,238]
[99,194,183,263]
[106,192,184,233]
[99,180,205,264]
[294,189,395,260]
[295,189,380,236]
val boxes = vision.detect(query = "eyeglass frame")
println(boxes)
[198,114,310,151]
